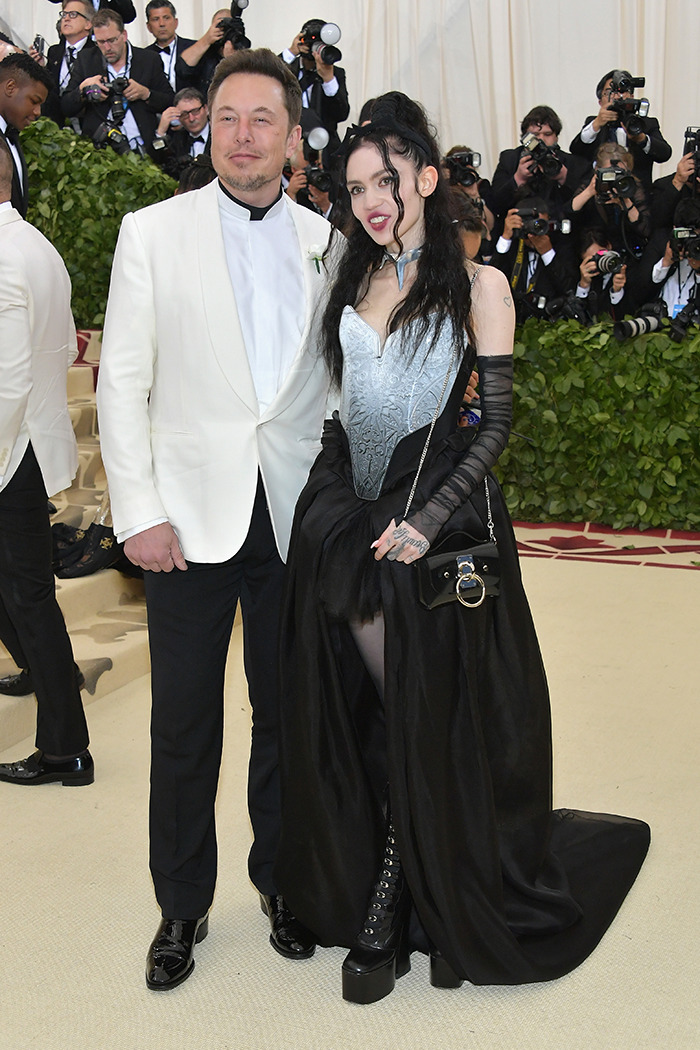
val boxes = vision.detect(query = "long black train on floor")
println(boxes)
[275,383,650,987]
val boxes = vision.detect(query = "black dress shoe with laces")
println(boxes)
[0,749,94,786]
[0,666,85,697]
[260,893,316,959]
[146,916,209,990]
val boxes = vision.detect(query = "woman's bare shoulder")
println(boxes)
[468,263,511,299]
[468,264,515,356]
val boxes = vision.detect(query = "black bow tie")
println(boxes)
[190,135,204,144]
[3,124,20,146]
[158,45,171,54]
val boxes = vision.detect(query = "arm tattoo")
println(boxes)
[504,295,512,307]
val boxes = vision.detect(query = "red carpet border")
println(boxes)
[514,521,700,570]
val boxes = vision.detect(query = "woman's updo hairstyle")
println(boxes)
[321,91,473,389]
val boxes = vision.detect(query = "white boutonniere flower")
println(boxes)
[307,244,325,273]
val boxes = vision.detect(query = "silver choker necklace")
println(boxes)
[379,246,422,290]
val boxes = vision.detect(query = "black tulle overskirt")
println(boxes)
[274,373,650,985]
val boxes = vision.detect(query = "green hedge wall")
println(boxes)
[18,119,698,531]
[21,117,175,328]
[498,318,699,531]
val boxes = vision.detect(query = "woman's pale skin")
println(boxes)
[344,142,515,564]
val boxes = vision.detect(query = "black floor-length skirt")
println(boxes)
[275,382,650,985]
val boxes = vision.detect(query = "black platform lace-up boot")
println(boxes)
[341,824,412,1004]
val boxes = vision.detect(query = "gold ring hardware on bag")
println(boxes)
[455,555,486,608]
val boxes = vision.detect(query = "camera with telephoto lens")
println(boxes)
[613,300,667,341]
[444,151,482,187]
[299,21,342,65]
[667,290,700,342]
[92,120,130,155]
[672,225,700,262]
[607,97,650,136]
[304,165,333,194]
[592,249,624,275]
[217,0,251,51]
[86,74,132,154]
[596,165,636,202]
[513,207,571,237]
[520,132,563,178]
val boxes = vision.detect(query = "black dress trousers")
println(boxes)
[145,475,286,919]
[0,444,88,754]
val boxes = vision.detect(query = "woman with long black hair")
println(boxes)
[275,91,649,1004]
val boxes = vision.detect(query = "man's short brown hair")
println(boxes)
[207,48,302,130]
[92,9,125,32]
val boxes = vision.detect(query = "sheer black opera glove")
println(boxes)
[405,354,514,545]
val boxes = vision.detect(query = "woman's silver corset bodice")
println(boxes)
[339,306,460,500]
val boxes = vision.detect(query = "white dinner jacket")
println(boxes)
[0,208,78,496]
[97,181,332,563]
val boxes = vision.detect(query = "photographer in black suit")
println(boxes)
[61,9,173,157]
[572,230,633,321]
[33,1,96,127]
[281,17,349,157]
[144,1,197,93]
[652,130,700,232]
[46,0,137,23]
[569,69,671,193]
[152,86,210,178]
[489,195,577,323]
[492,105,591,227]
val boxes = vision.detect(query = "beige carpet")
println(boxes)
[0,557,697,1050]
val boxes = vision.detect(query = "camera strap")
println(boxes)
[510,238,539,293]
[104,42,132,122]
[510,238,525,291]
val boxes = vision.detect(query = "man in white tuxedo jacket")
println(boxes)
[0,141,92,787]
[97,49,332,990]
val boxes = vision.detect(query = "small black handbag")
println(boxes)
[402,346,501,611]
[416,530,500,610]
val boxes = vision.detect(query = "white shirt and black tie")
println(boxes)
[156,39,178,90]
[59,36,89,94]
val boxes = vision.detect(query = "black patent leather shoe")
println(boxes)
[0,666,85,697]
[259,894,316,959]
[146,916,209,990]
[0,749,94,786]
[0,669,34,696]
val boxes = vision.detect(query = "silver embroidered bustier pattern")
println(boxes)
[339,306,461,500]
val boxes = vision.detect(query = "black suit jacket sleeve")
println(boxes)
[47,0,136,21]
[490,148,522,217]
[491,146,593,219]
[651,173,686,230]
[42,42,66,126]
[282,55,350,134]
[315,66,350,130]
